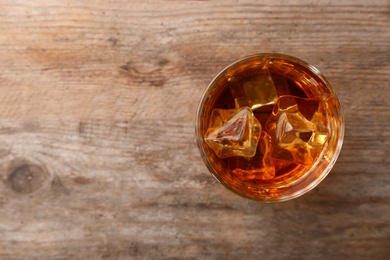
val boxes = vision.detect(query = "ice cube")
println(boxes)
[229,67,278,110]
[274,159,300,173]
[266,59,295,76]
[205,107,261,158]
[310,98,330,134]
[229,131,275,180]
[266,96,330,165]
[277,95,319,121]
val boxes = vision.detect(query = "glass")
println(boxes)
[195,53,344,202]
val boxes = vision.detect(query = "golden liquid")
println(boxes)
[197,55,343,201]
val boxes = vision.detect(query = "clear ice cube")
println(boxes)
[205,107,261,158]
[266,96,329,165]
[229,68,278,110]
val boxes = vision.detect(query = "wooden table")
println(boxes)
[0,0,389,259]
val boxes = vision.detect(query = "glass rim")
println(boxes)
[195,53,344,202]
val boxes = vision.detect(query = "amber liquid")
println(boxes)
[199,57,336,200]
[218,68,312,177]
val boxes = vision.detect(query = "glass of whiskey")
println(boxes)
[195,53,344,202]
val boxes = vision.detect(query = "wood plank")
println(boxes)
[0,0,389,259]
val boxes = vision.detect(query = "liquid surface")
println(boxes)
[202,58,331,194]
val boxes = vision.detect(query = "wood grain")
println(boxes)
[0,0,389,259]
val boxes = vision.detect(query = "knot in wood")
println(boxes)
[8,164,48,194]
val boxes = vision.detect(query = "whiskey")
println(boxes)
[196,54,344,202]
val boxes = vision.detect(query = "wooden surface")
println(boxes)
[0,0,389,259]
